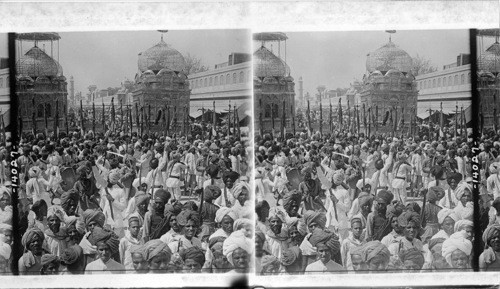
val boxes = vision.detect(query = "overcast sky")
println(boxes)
[258,30,471,96]
[14,30,249,94]
[0,34,7,59]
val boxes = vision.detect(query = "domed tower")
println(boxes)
[16,32,68,135]
[132,31,190,136]
[359,32,417,135]
[477,29,500,130]
[253,32,295,136]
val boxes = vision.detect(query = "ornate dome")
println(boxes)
[478,42,500,74]
[366,40,413,74]
[16,46,63,77]
[254,46,289,78]
[138,39,186,73]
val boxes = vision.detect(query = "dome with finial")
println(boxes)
[366,40,413,74]
[253,46,289,78]
[478,41,500,74]
[138,37,186,73]
[16,46,63,77]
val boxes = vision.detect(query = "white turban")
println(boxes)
[215,207,237,223]
[47,205,67,222]
[223,230,253,265]
[268,207,286,223]
[454,220,473,232]
[0,242,11,260]
[437,208,459,224]
[356,178,372,191]
[232,182,250,199]
[455,182,472,200]
[441,231,472,267]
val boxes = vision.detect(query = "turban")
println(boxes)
[31,200,47,216]
[204,185,222,202]
[282,190,302,212]
[65,216,86,235]
[60,245,83,265]
[358,194,374,208]
[287,217,307,236]
[281,246,302,266]
[442,231,472,266]
[143,239,172,262]
[360,241,390,264]
[135,192,150,207]
[28,166,41,178]
[437,208,459,225]
[455,182,472,200]
[301,166,312,175]
[261,255,280,270]
[108,170,121,184]
[128,215,143,227]
[376,190,393,204]
[303,210,327,230]
[82,209,105,228]
[183,201,198,211]
[223,230,253,265]
[490,162,500,174]
[180,246,205,265]
[428,238,446,253]
[21,228,44,248]
[215,207,237,223]
[268,207,286,223]
[255,230,266,244]
[222,171,240,183]
[47,205,66,221]
[350,216,363,226]
[427,187,444,203]
[209,236,226,250]
[482,225,500,248]
[87,227,120,255]
[60,190,79,211]
[154,189,171,203]
[232,182,250,199]
[356,178,372,191]
[385,203,403,220]
[41,254,59,266]
[233,218,252,232]
[454,220,473,233]
[176,210,200,227]
[397,211,421,228]
[130,244,145,257]
[165,201,183,217]
[398,248,425,269]
[0,242,10,260]
[308,228,340,254]
[332,170,345,185]
[447,172,463,185]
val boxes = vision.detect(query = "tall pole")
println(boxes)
[234,104,239,139]
[356,105,360,135]
[368,107,371,138]
[212,100,216,139]
[54,100,59,137]
[102,102,106,132]
[307,100,312,136]
[148,104,151,136]
[347,99,351,132]
[329,101,333,133]
[201,106,205,140]
[64,102,69,136]
[228,102,231,138]
[282,99,286,141]
[259,98,263,137]
[428,108,432,140]
[461,106,465,138]
[44,103,48,137]
[166,105,170,137]
[338,98,343,130]
[375,105,378,133]
[92,101,96,133]
[319,102,323,137]
[80,99,84,135]
[455,104,458,139]
[135,103,139,135]
[363,103,367,136]
[120,100,124,132]
[291,102,296,136]
[111,97,115,132]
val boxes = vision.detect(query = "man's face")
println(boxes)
[449,179,457,190]
[183,259,202,273]
[269,217,282,235]
[65,199,77,216]
[0,195,9,209]
[184,220,197,239]
[464,225,474,241]
[1,230,12,245]
[376,199,387,212]
[287,201,299,216]
[317,243,332,264]
[442,216,455,236]
[97,242,112,263]
[212,249,230,269]
[289,226,303,244]
[232,248,249,270]
[170,217,180,233]
[131,253,148,273]
[87,221,100,233]
[138,201,148,214]
[129,221,141,239]
[489,229,500,252]
[44,262,59,275]
[367,255,388,272]
[403,259,421,272]
[461,191,472,206]
[450,250,469,269]
[225,179,235,189]
[237,190,248,205]
[404,221,418,241]
[352,221,363,239]
[48,216,61,234]
[154,198,166,215]
[149,253,170,272]
[351,254,364,272]
[221,215,234,234]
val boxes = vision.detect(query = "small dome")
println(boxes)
[366,40,413,74]
[478,42,500,74]
[385,69,404,77]
[254,46,289,78]
[16,46,63,77]
[138,39,186,73]
[284,75,294,82]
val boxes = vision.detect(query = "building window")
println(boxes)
[432,79,436,88]
[215,76,218,86]
[448,76,452,86]
[37,104,44,118]
[5,76,8,85]
[0,78,3,88]
[265,104,271,117]
[209,77,213,86]
[220,75,224,85]
[233,73,237,84]
[226,74,230,85]
[272,104,279,117]
[204,78,207,87]
[438,78,441,87]
[461,74,465,84]
[239,71,244,83]
[467,72,471,83]
[45,103,52,118]
[443,77,447,87]
[454,75,458,85]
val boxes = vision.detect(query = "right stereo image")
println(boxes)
[253,29,479,274]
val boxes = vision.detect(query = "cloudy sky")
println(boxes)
[258,30,471,96]
[0,34,7,59]
[14,30,249,94]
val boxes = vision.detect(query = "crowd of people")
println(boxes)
[15,127,253,275]
[0,143,12,275]
[253,124,497,274]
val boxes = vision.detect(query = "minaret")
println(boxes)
[298,77,304,107]
[70,76,75,106]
